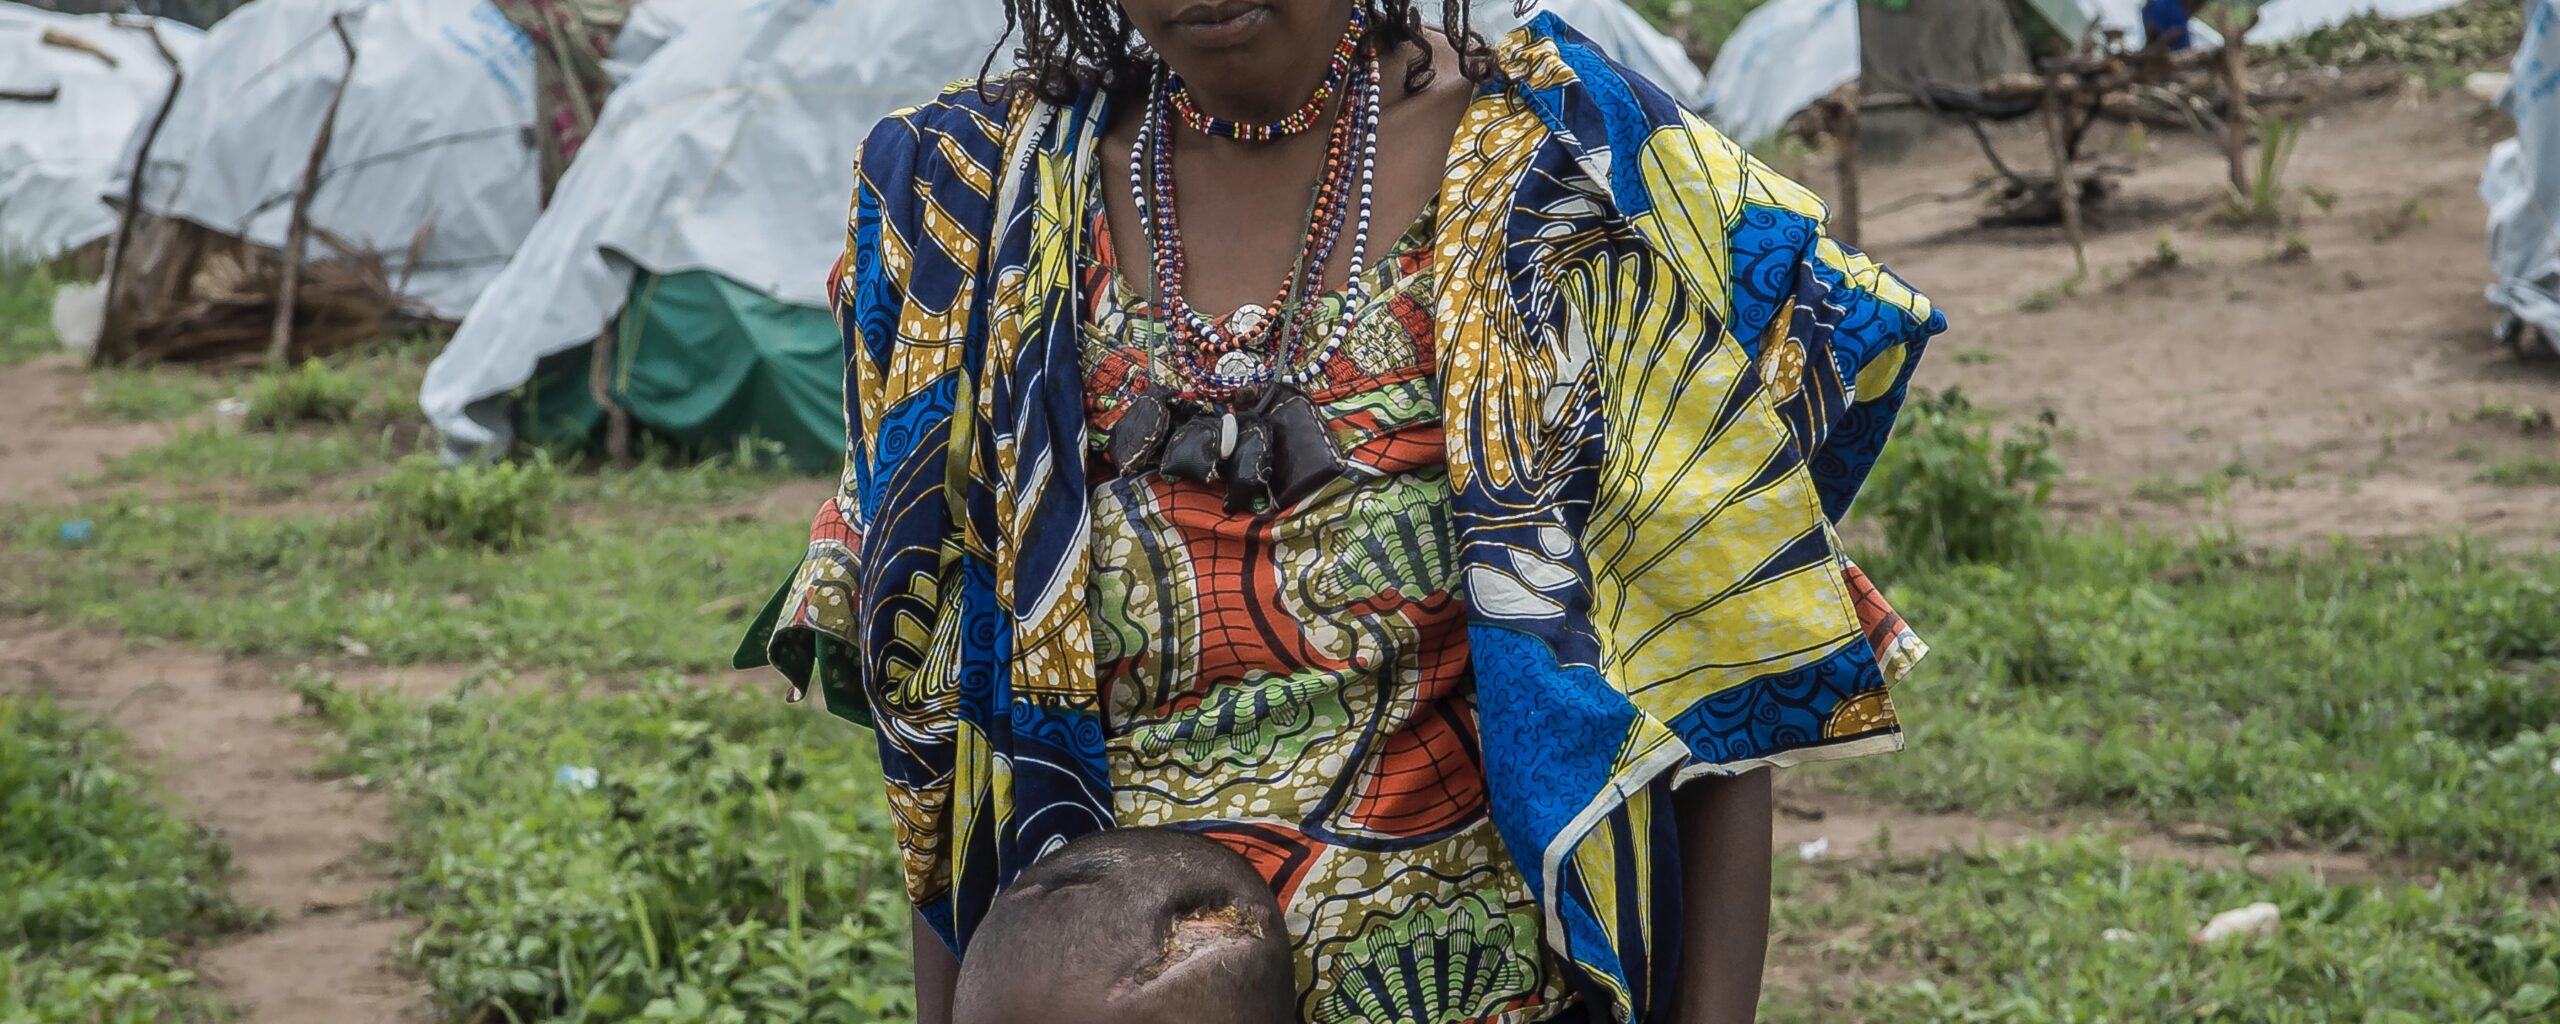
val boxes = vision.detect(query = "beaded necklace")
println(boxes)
[1104,24,1384,512]
[1141,57,1371,400]
[1166,6,1366,142]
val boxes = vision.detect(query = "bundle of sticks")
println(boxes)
[100,217,411,366]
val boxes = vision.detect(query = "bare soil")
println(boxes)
[1819,87,2560,549]
[0,355,170,504]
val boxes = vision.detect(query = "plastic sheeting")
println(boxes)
[1468,0,1712,109]
[422,0,1010,451]
[2483,0,2560,345]
[118,0,543,318]
[0,5,202,259]
[1700,0,2462,147]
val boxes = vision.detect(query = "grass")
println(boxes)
[1835,532,2560,883]
[0,697,263,1023]
[83,368,228,422]
[1,258,68,365]
[302,676,913,1022]
[2258,0,2526,80]
[2479,456,2560,487]
[1765,837,2560,1021]
[3,496,801,674]
[1628,0,1771,58]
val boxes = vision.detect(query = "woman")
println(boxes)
[739,1,1943,1021]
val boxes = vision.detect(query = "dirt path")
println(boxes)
[0,354,170,504]
[1825,88,2560,548]
[0,616,459,1023]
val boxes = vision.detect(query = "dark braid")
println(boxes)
[986,0,1499,105]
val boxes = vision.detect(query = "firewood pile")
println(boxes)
[94,214,414,366]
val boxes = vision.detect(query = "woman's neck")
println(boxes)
[1161,2,1360,127]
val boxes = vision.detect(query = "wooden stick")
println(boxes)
[2213,8,2255,201]
[1832,92,1863,247]
[2043,72,2087,276]
[97,19,183,368]
[0,87,62,102]
[590,326,631,463]
[269,14,356,368]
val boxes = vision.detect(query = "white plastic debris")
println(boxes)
[2549,755,2559,776]
[2469,71,2514,104]
[2102,928,2140,944]
[2193,902,2282,945]
[49,281,104,355]
[555,765,599,791]
[1796,837,1831,862]
[213,398,249,434]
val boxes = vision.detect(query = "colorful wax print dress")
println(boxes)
[738,15,1945,1023]
[1079,198,1574,1022]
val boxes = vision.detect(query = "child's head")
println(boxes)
[952,828,1293,1024]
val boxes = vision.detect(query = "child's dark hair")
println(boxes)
[954,829,1294,1024]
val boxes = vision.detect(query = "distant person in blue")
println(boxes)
[2143,0,2196,50]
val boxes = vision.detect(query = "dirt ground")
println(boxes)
[1824,87,2560,549]
[0,85,2535,1022]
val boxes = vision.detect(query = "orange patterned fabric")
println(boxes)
[1079,201,1575,1024]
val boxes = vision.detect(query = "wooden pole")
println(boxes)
[2213,7,2254,202]
[1832,90,1863,247]
[268,14,356,368]
[590,326,631,464]
[97,20,182,367]
[2043,73,2087,276]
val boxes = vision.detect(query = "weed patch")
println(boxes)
[1862,389,2062,564]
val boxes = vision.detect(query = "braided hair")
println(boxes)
[991,0,1500,104]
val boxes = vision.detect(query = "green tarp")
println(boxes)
[521,269,843,471]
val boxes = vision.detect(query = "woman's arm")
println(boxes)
[913,909,959,1024]
[1671,769,1774,1024]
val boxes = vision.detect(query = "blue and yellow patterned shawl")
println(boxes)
[741,17,1942,1022]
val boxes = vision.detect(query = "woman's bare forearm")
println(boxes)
[912,909,959,1024]
[1671,769,1774,1024]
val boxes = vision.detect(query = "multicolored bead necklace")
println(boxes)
[1137,56,1375,399]
[1166,5,1367,143]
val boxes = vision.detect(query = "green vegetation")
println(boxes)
[1769,837,2560,1021]
[1840,532,2560,882]
[83,368,226,422]
[1,698,261,1023]
[2479,456,2560,487]
[1,258,67,364]
[1628,0,1768,58]
[245,359,367,430]
[302,677,912,1022]
[1864,388,2062,565]
[364,454,563,552]
[2259,0,2526,79]
[5,496,798,674]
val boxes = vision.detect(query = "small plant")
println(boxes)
[2272,233,2314,263]
[2477,399,2555,434]
[245,359,364,430]
[2221,115,2306,226]
[2477,457,2560,487]
[2017,274,2084,314]
[1952,348,2002,366]
[366,453,562,551]
[2372,197,2434,241]
[2131,232,2183,278]
[2303,185,2339,211]
[1865,388,2063,564]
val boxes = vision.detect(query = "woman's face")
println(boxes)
[1116,0,1355,91]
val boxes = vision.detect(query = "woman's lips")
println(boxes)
[1168,2,1273,48]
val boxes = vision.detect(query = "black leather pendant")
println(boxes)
[1265,386,1343,507]
[1223,414,1274,513]
[1160,404,1223,483]
[1107,388,1175,478]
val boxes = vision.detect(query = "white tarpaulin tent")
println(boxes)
[2483,0,2560,348]
[0,5,202,259]
[118,0,543,318]
[421,0,1013,452]
[1701,0,2467,146]
[423,0,1709,455]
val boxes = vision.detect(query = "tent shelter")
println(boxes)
[2484,0,2560,354]
[113,0,548,322]
[423,0,1715,468]
[0,4,201,260]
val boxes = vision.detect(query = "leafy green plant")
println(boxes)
[1864,389,2062,564]
[245,359,365,430]
[2478,456,2560,487]
[0,698,262,1023]
[365,454,562,552]
[311,679,914,1023]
